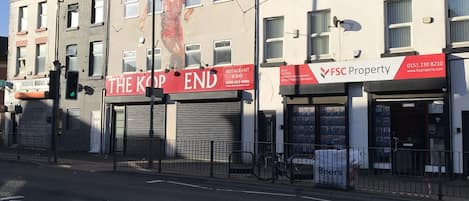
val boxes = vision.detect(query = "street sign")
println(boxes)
[0,80,5,87]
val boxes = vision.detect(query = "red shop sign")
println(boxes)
[105,64,254,96]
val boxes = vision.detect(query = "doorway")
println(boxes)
[258,111,276,157]
[462,111,469,176]
[391,104,427,175]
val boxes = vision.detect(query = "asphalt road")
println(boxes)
[0,160,429,201]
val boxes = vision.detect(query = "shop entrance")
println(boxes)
[373,99,446,175]
[258,111,276,157]
[391,105,427,175]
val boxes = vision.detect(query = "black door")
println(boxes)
[462,111,469,176]
[11,113,17,145]
[259,111,276,157]
[391,105,427,175]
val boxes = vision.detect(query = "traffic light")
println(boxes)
[66,71,79,100]
[48,70,59,99]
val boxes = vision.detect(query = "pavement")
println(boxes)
[0,149,468,201]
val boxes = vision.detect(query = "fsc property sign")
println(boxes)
[106,64,254,96]
[280,54,446,86]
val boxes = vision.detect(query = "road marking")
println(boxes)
[0,195,25,201]
[147,180,331,201]
[300,196,332,201]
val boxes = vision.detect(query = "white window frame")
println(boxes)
[385,0,413,53]
[37,2,47,29]
[123,50,137,73]
[90,41,104,76]
[148,0,163,14]
[124,0,139,19]
[66,44,78,72]
[213,0,232,4]
[18,6,28,32]
[309,10,331,60]
[213,40,232,66]
[264,17,284,62]
[92,0,104,24]
[36,44,46,74]
[448,1,469,47]
[185,44,201,68]
[16,47,27,76]
[185,0,202,8]
[67,4,79,28]
[146,48,162,71]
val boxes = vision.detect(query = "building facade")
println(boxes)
[56,0,109,152]
[0,37,7,145]
[4,0,58,147]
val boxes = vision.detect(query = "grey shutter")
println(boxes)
[18,100,52,148]
[125,105,165,155]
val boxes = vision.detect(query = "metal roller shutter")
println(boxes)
[176,101,241,160]
[126,105,166,155]
[18,100,52,148]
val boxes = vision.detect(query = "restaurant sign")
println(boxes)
[106,64,254,96]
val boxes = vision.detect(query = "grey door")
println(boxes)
[176,101,241,159]
[113,106,125,153]
[259,111,276,157]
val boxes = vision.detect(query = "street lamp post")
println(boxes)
[148,0,156,169]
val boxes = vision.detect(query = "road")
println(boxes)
[0,160,428,201]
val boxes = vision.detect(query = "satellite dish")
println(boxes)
[333,16,341,27]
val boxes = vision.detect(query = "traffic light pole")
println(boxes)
[148,0,156,169]
[51,62,61,164]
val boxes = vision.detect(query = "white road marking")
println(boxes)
[300,196,332,201]
[0,195,25,201]
[147,179,331,201]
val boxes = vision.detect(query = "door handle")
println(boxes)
[393,137,399,152]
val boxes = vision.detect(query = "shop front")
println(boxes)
[105,64,254,157]
[279,54,448,173]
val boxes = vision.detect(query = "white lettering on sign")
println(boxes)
[108,78,116,94]
[116,78,125,93]
[184,71,218,90]
[125,77,133,93]
[137,76,146,93]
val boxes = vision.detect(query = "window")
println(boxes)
[386,0,412,50]
[92,0,104,24]
[185,0,201,7]
[449,0,469,44]
[310,10,330,59]
[66,45,78,72]
[18,6,28,32]
[90,42,103,76]
[123,50,136,72]
[264,17,284,61]
[38,2,47,28]
[147,0,163,13]
[214,40,231,65]
[67,4,79,28]
[67,108,81,130]
[146,48,161,71]
[125,0,139,18]
[185,44,201,68]
[16,47,27,75]
[36,44,46,74]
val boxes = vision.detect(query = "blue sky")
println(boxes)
[0,1,9,36]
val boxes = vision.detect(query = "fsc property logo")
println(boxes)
[320,67,347,78]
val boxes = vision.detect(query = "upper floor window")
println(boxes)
[66,45,78,72]
[125,0,139,18]
[449,0,469,44]
[214,40,231,65]
[16,47,27,75]
[310,10,330,59]
[185,0,201,8]
[185,44,201,68]
[386,0,412,50]
[90,41,104,76]
[37,2,47,29]
[18,6,28,32]
[147,48,162,71]
[67,4,79,28]
[123,50,137,72]
[148,0,163,13]
[264,17,284,61]
[92,0,104,24]
[36,44,46,74]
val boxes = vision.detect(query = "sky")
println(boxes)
[0,1,9,36]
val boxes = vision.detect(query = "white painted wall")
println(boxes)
[348,83,369,168]
[449,53,469,174]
